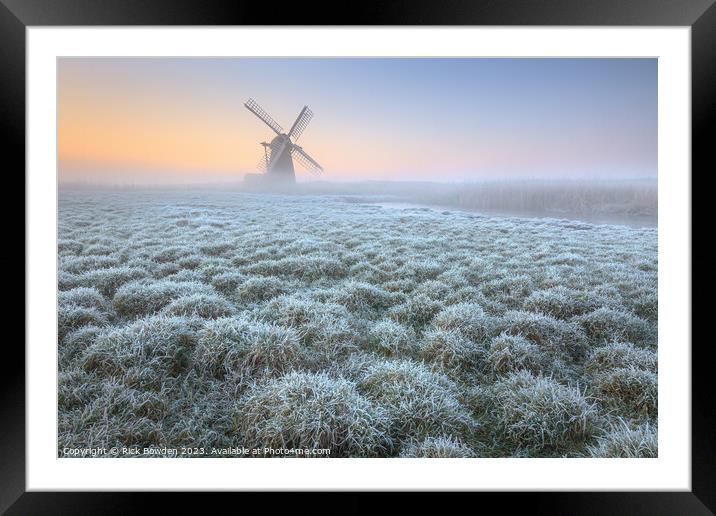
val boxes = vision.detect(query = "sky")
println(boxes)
[58,58,657,184]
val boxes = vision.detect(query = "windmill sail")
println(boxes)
[244,98,284,135]
[291,145,323,175]
[287,106,314,141]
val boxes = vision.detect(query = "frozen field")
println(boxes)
[58,191,658,458]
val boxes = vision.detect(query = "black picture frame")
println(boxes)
[4,0,712,512]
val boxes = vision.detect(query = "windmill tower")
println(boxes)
[244,98,323,183]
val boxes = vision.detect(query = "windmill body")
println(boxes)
[244,99,323,183]
[263,135,295,181]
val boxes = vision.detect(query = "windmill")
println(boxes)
[244,98,323,183]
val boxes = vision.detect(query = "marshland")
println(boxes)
[58,184,658,458]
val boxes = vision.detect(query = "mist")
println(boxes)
[59,176,657,228]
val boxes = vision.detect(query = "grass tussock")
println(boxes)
[487,370,598,452]
[161,293,236,319]
[587,419,657,458]
[329,281,402,314]
[235,276,290,303]
[575,307,655,348]
[399,435,476,458]
[77,266,149,297]
[498,311,588,362]
[484,333,549,377]
[60,326,102,369]
[431,303,494,343]
[81,315,198,385]
[365,319,417,357]
[584,341,657,375]
[195,317,306,381]
[236,371,391,457]
[592,367,657,418]
[58,305,109,342]
[356,359,476,442]
[259,295,359,356]
[59,287,108,310]
[113,280,213,317]
[388,294,445,329]
[419,329,482,372]
[210,271,246,295]
[523,286,606,319]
